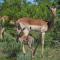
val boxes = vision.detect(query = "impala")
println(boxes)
[0,16,9,24]
[0,26,5,40]
[16,5,56,57]
[0,16,8,40]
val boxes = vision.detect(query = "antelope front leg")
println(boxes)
[22,44,26,54]
[19,38,26,54]
[0,28,5,39]
[27,35,35,58]
[41,32,45,57]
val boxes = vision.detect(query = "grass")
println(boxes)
[0,41,60,60]
[0,30,60,60]
[13,45,60,60]
[0,57,16,60]
[35,46,60,60]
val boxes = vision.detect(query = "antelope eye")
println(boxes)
[18,25,21,30]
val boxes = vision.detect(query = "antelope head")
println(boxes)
[46,5,56,17]
[16,23,26,42]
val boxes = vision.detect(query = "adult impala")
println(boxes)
[16,5,56,57]
[0,26,5,40]
[0,16,8,40]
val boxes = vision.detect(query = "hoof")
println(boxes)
[32,56,35,59]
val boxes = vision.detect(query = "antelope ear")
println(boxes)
[46,5,50,9]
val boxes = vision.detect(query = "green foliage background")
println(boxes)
[0,0,60,60]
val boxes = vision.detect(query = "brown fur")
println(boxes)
[16,17,48,26]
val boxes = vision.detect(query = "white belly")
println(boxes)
[29,25,41,30]
[27,25,48,32]
[20,23,48,32]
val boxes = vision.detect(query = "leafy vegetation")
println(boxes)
[0,0,60,60]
